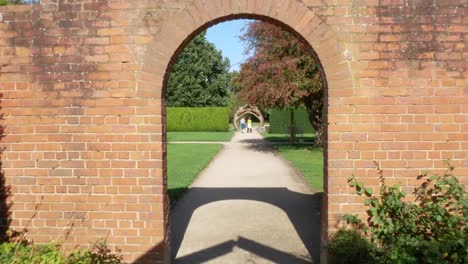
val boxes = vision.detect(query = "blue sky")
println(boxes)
[206,19,255,72]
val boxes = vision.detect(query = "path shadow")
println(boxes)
[133,240,168,264]
[239,138,320,155]
[170,187,323,263]
[261,135,316,144]
[168,187,188,204]
[0,93,11,242]
[175,236,311,264]
[238,138,278,154]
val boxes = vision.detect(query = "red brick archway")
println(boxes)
[140,2,353,261]
[0,0,465,263]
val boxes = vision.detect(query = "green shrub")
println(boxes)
[328,229,387,264]
[269,108,314,134]
[0,239,122,264]
[67,240,122,264]
[338,162,467,264]
[167,107,230,132]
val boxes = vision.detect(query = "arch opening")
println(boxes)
[162,15,329,262]
[145,2,352,261]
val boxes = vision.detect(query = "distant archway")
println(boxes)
[233,104,265,131]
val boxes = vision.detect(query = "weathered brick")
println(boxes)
[0,0,465,263]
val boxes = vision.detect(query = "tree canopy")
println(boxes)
[167,31,232,107]
[235,21,324,144]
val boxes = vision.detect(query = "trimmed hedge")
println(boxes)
[269,108,314,134]
[167,107,230,132]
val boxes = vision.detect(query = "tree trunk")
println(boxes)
[290,109,295,144]
[303,94,324,147]
[314,125,324,147]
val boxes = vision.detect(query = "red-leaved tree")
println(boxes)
[235,21,324,145]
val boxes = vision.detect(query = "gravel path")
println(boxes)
[170,131,322,263]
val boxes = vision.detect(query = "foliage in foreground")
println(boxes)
[329,162,467,264]
[328,229,384,264]
[0,239,122,264]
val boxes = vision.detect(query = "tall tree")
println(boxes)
[235,21,324,145]
[167,31,232,107]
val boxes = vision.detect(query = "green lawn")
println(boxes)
[167,143,223,201]
[167,131,234,142]
[261,131,316,143]
[274,144,324,191]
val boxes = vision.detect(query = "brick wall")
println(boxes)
[0,0,466,263]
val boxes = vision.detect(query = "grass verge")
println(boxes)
[168,131,234,142]
[168,143,223,201]
[274,144,324,191]
[261,131,315,143]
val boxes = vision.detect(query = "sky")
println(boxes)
[206,19,255,72]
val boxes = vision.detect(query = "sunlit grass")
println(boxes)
[167,143,223,201]
[167,131,234,142]
[274,144,323,191]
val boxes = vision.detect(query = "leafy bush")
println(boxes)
[331,162,467,264]
[328,229,386,264]
[0,239,122,264]
[167,107,230,132]
[68,240,122,264]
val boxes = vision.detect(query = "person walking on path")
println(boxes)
[240,117,246,133]
[247,117,252,133]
